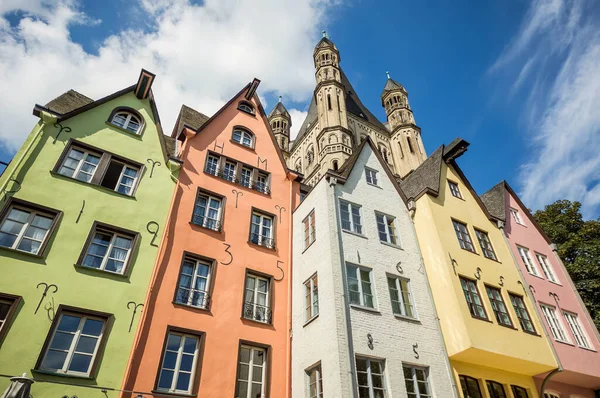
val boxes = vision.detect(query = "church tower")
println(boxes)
[268,97,291,160]
[313,32,352,172]
[381,73,426,178]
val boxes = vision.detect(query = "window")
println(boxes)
[0,200,60,255]
[303,210,316,249]
[365,168,378,186]
[486,381,507,398]
[255,171,270,194]
[304,274,319,322]
[238,101,255,115]
[340,200,362,234]
[38,308,108,377]
[459,277,487,320]
[205,152,271,194]
[79,223,136,275]
[110,111,142,134]
[511,386,529,398]
[307,363,323,398]
[388,276,414,318]
[544,393,560,398]
[236,345,267,398]
[540,304,570,342]
[232,128,254,148]
[250,211,275,249]
[240,167,253,188]
[448,180,462,198]
[223,161,237,182]
[509,293,536,333]
[510,208,525,225]
[356,357,387,398]
[403,365,431,398]
[452,220,475,252]
[157,332,200,394]
[376,213,398,245]
[347,264,374,308]
[205,154,219,176]
[56,141,141,196]
[563,311,591,348]
[475,229,497,260]
[535,253,559,283]
[407,137,414,153]
[517,246,540,276]
[327,94,332,110]
[175,257,212,309]
[193,191,222,231]
[459,375,482,398]
[243,274,271,324]
[485,286,513,327]
[0,293,20,346]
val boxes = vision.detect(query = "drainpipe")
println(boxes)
[330,177,358,398]
[406,201,460,398]
[0,111,56,195]
[286,175,295,398]
[498,221,562,396]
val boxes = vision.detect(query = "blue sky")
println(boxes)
[1,0,599,217]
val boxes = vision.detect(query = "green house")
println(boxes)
[0,70,177,397]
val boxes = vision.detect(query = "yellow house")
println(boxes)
[400,139,558,398]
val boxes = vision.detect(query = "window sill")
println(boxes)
[393,314,420,323]
[366,182,382,189]
[247,240,276,251]
[105,121,144,139]
[152,389,197,397]
[0,245,44,259]
[522,329,541,337]
[230,139,256,152]
[469,315,493,323]
[528,272,546,280]
[172,301,211,314]
[49,171,137,199]
[302,240,316,254]
[482,255,501,264]
[241,316,273,327]
[342,229,368,239]
[74,264,130,279]
[380,241,403,250]
[303,314,319,328]
[555,339,576,347]
[350,304,381,314]
[32,369,95,380]
[548,280,563,287]
[577,345,597,353]
[451,195,466,201]
[189,221,222,234]
[460,247,479,255]
[497,322,518,331]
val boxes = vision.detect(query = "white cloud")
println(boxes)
[490,0,600,218]
[0,0,335,152]
[288,109,308,141]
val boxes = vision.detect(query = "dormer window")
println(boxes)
[109,109,143,134]
[237,101,255,115]
[232,128,254,148]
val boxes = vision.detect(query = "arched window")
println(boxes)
[328,134,338,144]
[379,146,389,163]
[332,160,339,171]
[307,147,315,164]
[407,137,414,153]
[232,128,254,148]
[295,160,302,173]
[110,110,142,134]
[398,141,404,158]
[327,94,332,110]
[237,101,255,115]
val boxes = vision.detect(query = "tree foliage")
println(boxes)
[533,200,600,331]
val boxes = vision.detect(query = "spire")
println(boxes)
[268,100,291,119]
[381,76,406,98]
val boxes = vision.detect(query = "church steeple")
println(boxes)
[381,72,426,178]
[268,97,291,154]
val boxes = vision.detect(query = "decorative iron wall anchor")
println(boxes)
[275,205,286,223]
[367,333,374,350]
[35,282,58,315]
[232,189,243,208]
[213,141,224,153]
[499,276,504,286]
[76,200,85,223]
[127,301,144,333]
[449,253,458,275]
[146,159,162,178]
[146,221,160,247]
[220,243,233,265]
[474,267,482,280]
[44,297,56,321]
[274,260,285,281]
[413,343,419,359]
[257,156,268,170]
[517,280,528,296]
[2,178,20,202]
[528,285,537,302]
[396,261,404,274]
[53,123,72,144]
[357,250,361,264]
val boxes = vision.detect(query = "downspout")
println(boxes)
[0,111,56,194]
[406,200,460,398]
[499,221,563,396]
[330,177,358,398]
[286,175,295,398]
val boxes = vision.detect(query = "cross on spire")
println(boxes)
[278,96,282,103]
[386,71,391,80]
[322,30,327,38]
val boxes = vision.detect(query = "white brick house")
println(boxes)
[292,138,458,398]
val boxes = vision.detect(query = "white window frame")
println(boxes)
[346,264,376,309]
[306,363,323,398]
[535,253,559,284]
[0,205,54,255]
[540,304,570,343]
[58,147,101,182]
[111,111,142,134]
[233,129,254,148]
[303,210,316,249]
[82,229,134,275]
[113,163,140,196]
[304,274,319,322]
[448,180,462,198]
[387,276,416,318]
[563,311,591,349]
[403,365,432,398]
[340,200,362,234]
[510,208,525,225]
[376,212,399,246]
[251,212,274,248]
[157,332,200,394]
[39,312,105,376]
[244,274,271,324]
[255,171,270,194]
[236,345,267,398]
[240,167,253,188]
[193,193,222,231]
[176,258,212,309]
[205,154,219,176]
[356,357,387,398]
[238,102,255,115]
[517,246,540,277]
[543,392,561,398]
[365,167,379,186]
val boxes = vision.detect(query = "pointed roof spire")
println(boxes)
[268,99,291,121]
[381,72,407,98]
[314,30,337,53]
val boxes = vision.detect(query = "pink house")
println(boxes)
[482,181,600,398]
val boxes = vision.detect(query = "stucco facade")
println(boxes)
[120,80,300,398]
[0,72,175,397]
[482,182,600,397]
[292,139,456,397]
